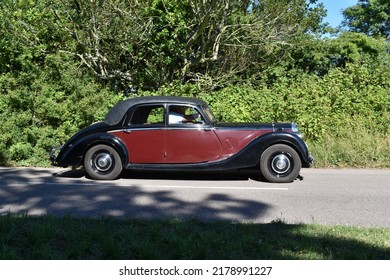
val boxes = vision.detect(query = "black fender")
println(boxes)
[255,132,312,167]
[218,132,311,170]
[55,133,129,168]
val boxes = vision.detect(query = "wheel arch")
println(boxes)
[254,132,310,166]
[80,133,129,167]
[218,132,310,170]
[59,133,129,168]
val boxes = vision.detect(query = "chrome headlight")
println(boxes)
[291,123,299,132]
[291,123,303,138]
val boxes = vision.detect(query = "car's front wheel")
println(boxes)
[84,144,123,180]
[260,144,301,183]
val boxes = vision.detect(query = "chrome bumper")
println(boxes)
[307,153,314,167]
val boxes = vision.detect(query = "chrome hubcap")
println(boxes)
[271,154,291,175]
[92,152,113,172]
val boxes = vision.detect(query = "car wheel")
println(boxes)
[260,144,301,183]
[84,144,123,180]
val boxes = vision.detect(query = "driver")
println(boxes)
[169,106,200,124]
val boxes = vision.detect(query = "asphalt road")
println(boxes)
[0,167,389,227]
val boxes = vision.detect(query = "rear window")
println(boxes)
[128,105,165,126]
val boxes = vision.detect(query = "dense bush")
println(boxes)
[141,63,389,168]
[1,57,389,168]
[0,1,389,168]
[0,55,123,166]
[155,63,390,139]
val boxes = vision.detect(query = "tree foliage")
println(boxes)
[342,0,390,38]
[180,0,326,87]
[1,0,327,89]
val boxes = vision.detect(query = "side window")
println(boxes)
[168,106,205,125]
[146,107,164,124]
[128,105,164,126]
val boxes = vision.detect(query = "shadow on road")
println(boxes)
[54,167,267,182]
[0,167,269,221]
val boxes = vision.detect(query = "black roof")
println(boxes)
[104,96,205,125]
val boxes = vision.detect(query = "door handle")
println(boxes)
[124,129,132,134]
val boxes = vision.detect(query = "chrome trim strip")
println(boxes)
[108,125,214,133]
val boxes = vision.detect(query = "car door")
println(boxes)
[164,105,222,163]
[109,104,166,163]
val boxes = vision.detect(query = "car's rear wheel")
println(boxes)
[84,144,123,180]
[260,144,301,183]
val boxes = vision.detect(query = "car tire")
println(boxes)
[84,144,123,180]
[260,144,301,183]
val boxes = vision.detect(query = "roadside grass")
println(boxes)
[308,129,390,168]
[1,215,389,260]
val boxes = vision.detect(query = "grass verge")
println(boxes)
[1,215,389,260]
[308,129,390,168]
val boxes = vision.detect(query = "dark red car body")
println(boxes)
[50,96,313,183]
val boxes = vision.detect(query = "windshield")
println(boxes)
[202,104,218,124]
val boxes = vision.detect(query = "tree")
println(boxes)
[0,0,61,74]
[1,0,327,90]
[181,0,326,87]
[49,0,192,89]
[49,0,147,85]
[342,0,390,38]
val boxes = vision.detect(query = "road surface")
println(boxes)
[0,167,389,227]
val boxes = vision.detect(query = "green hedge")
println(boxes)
[156,64,389,140]
[0,63,389,168]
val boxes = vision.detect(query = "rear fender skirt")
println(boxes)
[56,133,129,168]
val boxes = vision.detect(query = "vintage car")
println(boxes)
[50,96,313,183]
